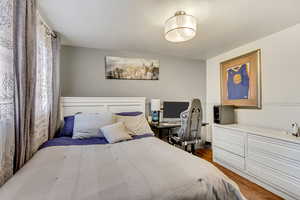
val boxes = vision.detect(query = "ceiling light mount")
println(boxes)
[165,11,197,43]
[175,11,186,16]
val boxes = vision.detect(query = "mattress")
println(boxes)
[0,137,245,200]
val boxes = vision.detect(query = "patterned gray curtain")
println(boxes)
[30,17,52,155]
[13,0,37,170]
[13,0,61,167]
[0,0,15,186]
[0,0,60,186]
[49,34,61,139]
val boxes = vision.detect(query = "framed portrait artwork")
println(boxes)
[220,49,261,108]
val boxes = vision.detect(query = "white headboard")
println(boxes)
[60,97,146,117]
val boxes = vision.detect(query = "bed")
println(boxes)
[0,97,245,200]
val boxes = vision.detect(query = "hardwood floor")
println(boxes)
[195,148,284,200]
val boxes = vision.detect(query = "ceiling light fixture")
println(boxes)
[165,11,197,43]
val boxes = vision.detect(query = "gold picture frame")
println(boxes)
[220,49,261,108]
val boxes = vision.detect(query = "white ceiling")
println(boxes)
[38,0,300,60]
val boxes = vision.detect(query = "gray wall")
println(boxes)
[60,46,206,114]
[206,23,300,135]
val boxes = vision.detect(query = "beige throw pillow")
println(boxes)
[101,122,132,144]
[115,114,153,136]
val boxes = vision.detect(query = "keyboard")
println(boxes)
[160,122,181,126]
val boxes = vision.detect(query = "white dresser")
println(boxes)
[212,124,300,200]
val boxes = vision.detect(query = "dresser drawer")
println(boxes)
[248,149,300,180]
[248,134,300,163]
[213,126,246,157]
[247,159,300,199]
[214,147,245,171]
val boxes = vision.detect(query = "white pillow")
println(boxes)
[101,122,132,143]
[72,112,115,139]
[115,114,153,136]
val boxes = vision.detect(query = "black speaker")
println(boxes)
[213,105,235,124]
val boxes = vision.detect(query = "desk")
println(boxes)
[149,122,181,139]
[150,122,209,140]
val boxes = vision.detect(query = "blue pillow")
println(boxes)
[58,116,74,137]
[115,111,143,116]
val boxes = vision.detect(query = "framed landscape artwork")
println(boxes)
[220,49,261,108]
[105,56,159,80]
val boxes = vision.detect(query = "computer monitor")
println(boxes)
[163,101,189,122]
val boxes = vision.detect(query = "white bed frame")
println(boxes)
[60,97,146,118]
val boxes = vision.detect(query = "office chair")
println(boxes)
[169,98,206,154]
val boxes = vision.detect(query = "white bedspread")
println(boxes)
[0,137,245,200]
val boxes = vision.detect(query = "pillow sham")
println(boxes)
[115,113,153,136]
[57,115,74,137]
[101,122,132,143]
[72,112,115,139]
